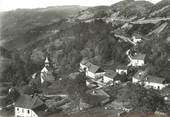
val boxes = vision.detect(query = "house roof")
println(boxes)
[86,89,110,98]
[131,53,146,60]
[84,89,110,105]
[133,70,147,80]
[146,75,166,84]
[116,65,128,70]
[15,94,44,109]
[69,72,80,80]
[104,70,117,79]
[80,59,89,65]
[81,59,104,73]
[133,71,166,84]
[86,62,104,73]
[132,33,142,39]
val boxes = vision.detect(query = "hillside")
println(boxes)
[0,0,169,82]
[0,0,170,115]
[0,5,87,49]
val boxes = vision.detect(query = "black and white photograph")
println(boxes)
[0,0,170,117]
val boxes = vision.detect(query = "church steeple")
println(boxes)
[44,57,49,67]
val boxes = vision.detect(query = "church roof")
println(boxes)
[41,71,55,82]
[45,57,49,63]
[15,94,45,109]
[86,62,104,73]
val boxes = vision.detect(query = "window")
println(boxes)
[17,108,19,111]
[28,110,30,114]
[158,86,160,90]
[22,109,24,113]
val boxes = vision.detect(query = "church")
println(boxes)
[40,57,55,84]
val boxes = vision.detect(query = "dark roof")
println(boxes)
[15,95,44,109]
[84,89,110,105]
[146,75,166,84]
[45,66,53,71]
[104,70,117,79]
[131,53,146,60]
[133,71,166,84]
[86,62,104,73]
[116,65,128,70]
[132,33,142,39]
[86,89,110,98]
[133,70,147,80]
[69,72,80,80]
[80,59,89,65]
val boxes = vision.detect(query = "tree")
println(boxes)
[31,48,45,64]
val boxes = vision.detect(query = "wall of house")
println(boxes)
[103,76,113,83]
[132,78,139,83]
[40,72,45,84]
[95,72,105,78]
[86,71,105,79]
[86,71,95,79]
[116,69,127,74]
[132,77,167,90]
[80,63,87,71]
[131,60,144,66]
[86,80,90,86]
[15,107,38,117]
[144,82,166,90]
[132,36,141,43]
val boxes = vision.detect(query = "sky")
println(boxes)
[0,0,162,11]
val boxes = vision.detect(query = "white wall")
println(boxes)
[80,63,87,71]
[86,80,90,86]
[116,69,127,74]
[132,77,140,83]
[86,71,105,79]
[132,36,142,43]
[131,60,144,66]
[15,107,38,117]
[103,76,113,83]
[95,72,105,78]
[144,82,166,90]
[86,71,95,79]
[132,78,167,90]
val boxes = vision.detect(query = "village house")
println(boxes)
[79,59,89,72]
[168,55,170,62]
[85,78,98,88]
[40,57,55,84]
[103,70,117,84]
[132,71,168,90]
[132,35,142,44]
[80,59,105,79]
[144,75,168,90]
[132,70,147,84]
[116,65,128,75]
[15,94,47,117]
[130,53,146,67]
